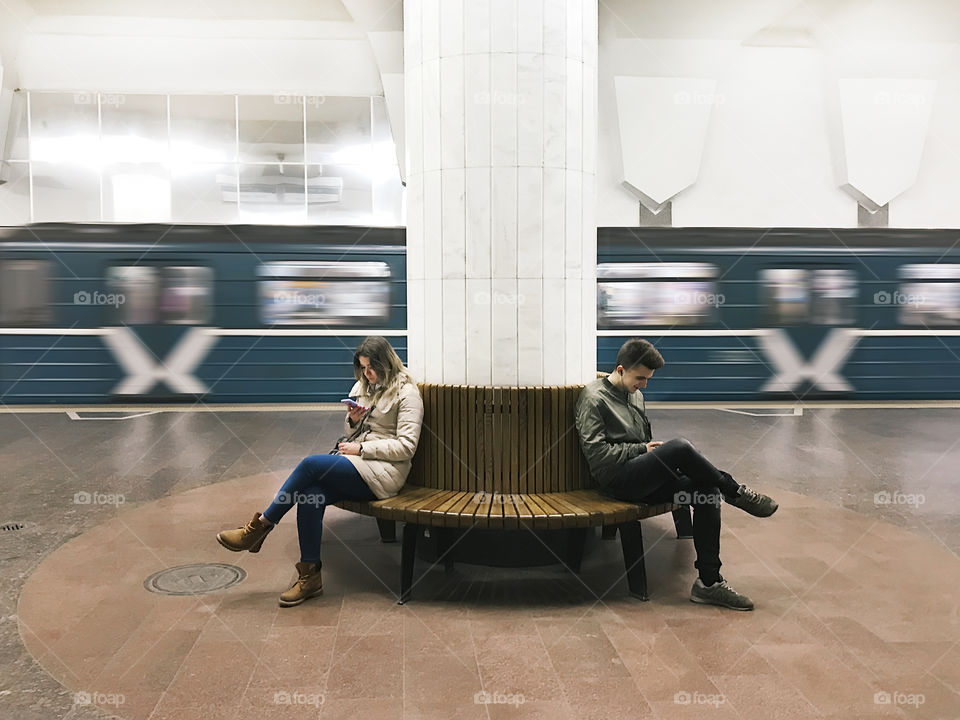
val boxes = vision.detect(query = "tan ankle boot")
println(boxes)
[216,513,274,553]
[279,562,323,607]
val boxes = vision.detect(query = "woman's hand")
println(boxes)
[337,441,362,455]
[346,405,367,424]
[645,441,664,451]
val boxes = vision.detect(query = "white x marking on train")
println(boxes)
[759,328,860,393]
[102,327,218,395]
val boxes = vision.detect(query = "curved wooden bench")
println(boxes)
[338,384,685,603]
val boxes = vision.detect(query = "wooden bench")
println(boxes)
[338,384,690,603]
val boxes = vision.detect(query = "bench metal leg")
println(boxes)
[618,520,649,601]
[672,507,693,539]
[376,518,397,543]
[601,525,618,540]
[399,522,419,605]
[436,527,456,574]
[565,527,588,573]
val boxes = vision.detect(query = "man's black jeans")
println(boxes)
[604,438,740,583]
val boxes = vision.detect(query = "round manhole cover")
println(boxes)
[144,563,246,596]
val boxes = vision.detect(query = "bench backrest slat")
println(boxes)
[410,384,593,494]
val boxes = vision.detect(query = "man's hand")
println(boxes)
[645,441,664,452]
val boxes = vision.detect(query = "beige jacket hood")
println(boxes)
[341,379,424,499]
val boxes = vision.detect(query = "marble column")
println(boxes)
[404,0,597,385]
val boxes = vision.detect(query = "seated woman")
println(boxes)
[217,336,424,607]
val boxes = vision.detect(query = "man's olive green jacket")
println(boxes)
[574,377,652,488]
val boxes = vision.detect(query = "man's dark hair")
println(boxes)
[616,338,665,371]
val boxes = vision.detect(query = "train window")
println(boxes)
[597,262,719,327]
[899,264,960,326]
[0,260,52,326]
[259,261,391,326]
[761,268,855,325]
[107,265,213,325]
[108,266,159,324]
[160,267,214,324]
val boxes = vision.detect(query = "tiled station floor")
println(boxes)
[2,403,959,719]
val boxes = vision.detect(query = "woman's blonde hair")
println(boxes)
[353,336,413,399]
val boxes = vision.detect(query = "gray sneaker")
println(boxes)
[690,577,754,611]
[726,484,778,517]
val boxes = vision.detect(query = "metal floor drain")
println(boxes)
[1,522,25,532]
[144,563,246,596]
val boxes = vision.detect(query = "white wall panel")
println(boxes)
[490,53,518,168]
[463,0,490,55]
[491,277,519,385]
[490,0,517,55]
[543,0,567,58]
[442,278,466,383]
[464,53,491,168]
[564,170,583,277]
[424,277,444,381]
[490,167,518,278]
[423,169,443,279]
[405,66,424,177]
[439,0,463,59]
[441,168,466,279]
[541,278,566,385]
[516,167,543,278]
[542,54,566,168]
[465,166,492,279]
[541,167,565,279]
[517,52,544,168]
[420,0,440,62]
[517,279,544,385]
[440,55,465,169]
[465,278,493,385]
[406,278,426,382]
[563,278,583,381]
[518,0,544,55]
[421,58,442,172]
[565,58,583,172]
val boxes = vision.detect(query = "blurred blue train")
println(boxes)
[0,224,406,403]
[1,224,958,403]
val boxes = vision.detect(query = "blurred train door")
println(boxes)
[105,264,215,400]
[758,266,858,397]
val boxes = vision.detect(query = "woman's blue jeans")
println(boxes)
[261,454,375,563]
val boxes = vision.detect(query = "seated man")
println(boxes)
[575,338,778,611]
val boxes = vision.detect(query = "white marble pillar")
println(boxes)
[404,0,597,386]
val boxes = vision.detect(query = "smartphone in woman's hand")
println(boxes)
[341,398,366,410]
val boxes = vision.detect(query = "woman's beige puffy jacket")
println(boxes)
[340,379,424,499]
